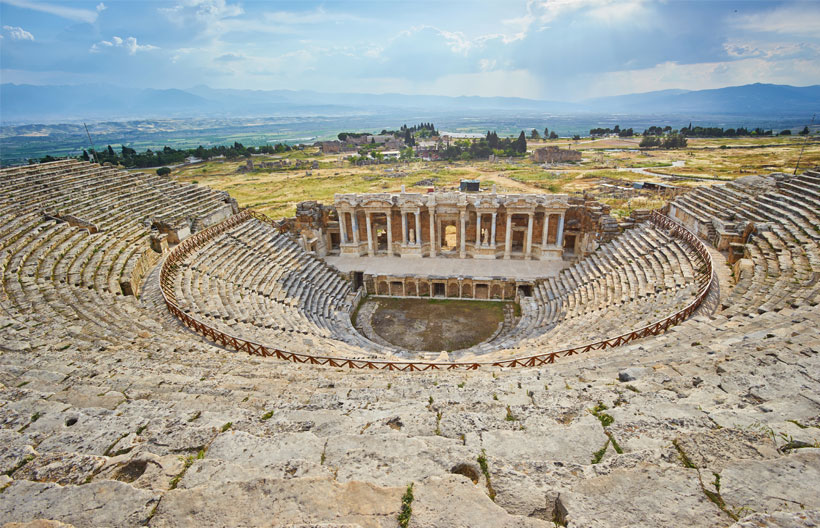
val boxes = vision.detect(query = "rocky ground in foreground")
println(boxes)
[2,300,819,527]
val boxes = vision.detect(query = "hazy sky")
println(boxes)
[1,0,819,100]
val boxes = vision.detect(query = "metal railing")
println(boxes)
[159,209,715,370]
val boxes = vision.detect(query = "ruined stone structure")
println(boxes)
[667,173,806,251]
[0,160,818,527]
[333,190,576,260]
[531,146,582,164]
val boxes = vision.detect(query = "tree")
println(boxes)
[779,129,792,136]
[800,126,810,135]
[640,136,661,148]
[515,131,527,154]
[486,131,500,149]
[549,131,558,140]
[156,167,171,176]
[530,129,540,140]
[81,150,90,161]
[661,134,687,149]
[544,127,549,138]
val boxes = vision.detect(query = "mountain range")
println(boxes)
[1,82,818,123]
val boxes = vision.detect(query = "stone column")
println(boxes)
[429,206,436,257]
[386,211,393,256]
[541,212,550,247]
[491,212,497,248]
[365,212,374,256]
[414,211,421,247]
[525,212,534,259]
[352,212,360,245]
[339,212,348,244]
[401,212,408,245]
[459,210,466,258]
[556,213,565,249]
[504,213,512,259]
[475,213,482,246]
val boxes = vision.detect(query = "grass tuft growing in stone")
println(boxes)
[505,405,517,422]
[672,439,697,469]
[589,401,614,427]
[477,449,496,502]
[591,438,610,464]
[397,483,414,528]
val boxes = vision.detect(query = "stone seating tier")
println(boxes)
[1,162,818,526]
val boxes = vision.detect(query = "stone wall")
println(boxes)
[120,243,162,296]
[365,274,520,301]
[531,146,582,164]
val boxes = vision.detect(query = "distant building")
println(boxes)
[531,146,582,163]
[414,147,442,161]
[460,179,480,192]
[383,138,405,150]
[316,141,342,154]
[366,134,394,144]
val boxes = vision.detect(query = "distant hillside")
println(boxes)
[1,82,817,123]
[585,83,820,115]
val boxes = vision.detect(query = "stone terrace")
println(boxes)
[0,162,818,527]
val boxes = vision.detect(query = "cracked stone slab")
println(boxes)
[0,480,159,527]
[672,428,779,471]
[150,476,402,527]
[410,474,551,527]
[323,433,476,487]
[481,414,608,464]
[0,430,36,476]
[562,465,728,527]
[12,451,106,485]
[718,449,820,515]
[729,509,820,527]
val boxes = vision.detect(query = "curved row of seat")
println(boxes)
[0,160,240,355]
[165,209,708,362]
[475,222,705,359]
[171,217,399,360]
[1,160,818,527]
[669,170,820,316]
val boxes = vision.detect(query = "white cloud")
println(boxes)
[527,0,649,27]
[577,57,820,99]
[263,6,365,25]
[3,25,34,41]
[362,69,543,99]
[91,35,158,55]
[96,2,107,12]
[724,40,820,59]
[215,52,244,62]
[734,5,820,36]
[479,58,497,72]
[3,0,98,23]
[160,0,243,27]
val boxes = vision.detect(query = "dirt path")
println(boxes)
[474,172,543,193]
